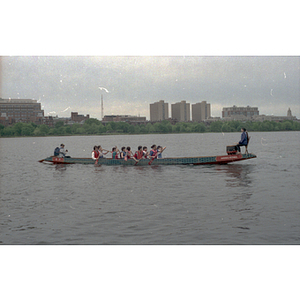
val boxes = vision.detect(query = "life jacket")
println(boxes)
[93,150,100,159]
[150,149,157,158]
[120,151,126,159]
[54,147,60,156]
[134,151,143,160]
[112,151,118,159]
[143,151,148,159]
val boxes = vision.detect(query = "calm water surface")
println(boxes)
[0,131,299,244]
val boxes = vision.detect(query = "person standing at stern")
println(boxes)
[236,128,248,154]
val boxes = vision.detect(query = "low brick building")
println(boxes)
[0,98,44,125]
[71,112,90,123]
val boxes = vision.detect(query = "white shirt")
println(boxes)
[58,147,66,157]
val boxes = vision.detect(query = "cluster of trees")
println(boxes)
[1,118,300,137]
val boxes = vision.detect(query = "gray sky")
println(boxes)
[1,2,299,119]
[1,56,299,119]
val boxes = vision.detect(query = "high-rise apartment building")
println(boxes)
[192,101,211,122]
[150,100,169,121]
[0,98,44,125]
[171,100,190,122]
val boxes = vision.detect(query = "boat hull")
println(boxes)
[40,153,257,165]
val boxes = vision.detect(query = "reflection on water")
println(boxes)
[55,164,67,172]
[214,164,258,234]
[223,164,254,203]
[216,164,254,188]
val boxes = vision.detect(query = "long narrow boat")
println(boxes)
[39,151,256,166]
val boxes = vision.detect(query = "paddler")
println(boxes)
[134,146,144,160]
[142,146,149,159]
[149,144,157,159]
[112,146,119,159]
[92,145,100,160]
[157,146,166,158]
[97,145,109,158]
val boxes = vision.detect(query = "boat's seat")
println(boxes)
[244,136,250,154]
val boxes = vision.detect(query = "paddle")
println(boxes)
[148,152,158,165]
[133,150,143,166]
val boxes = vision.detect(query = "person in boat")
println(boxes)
[112,147,119,159]
[235,128,248,153]
[149,144,158,159]
[126,146,138,162]
[97,145,109,158]
[157,146,166,159]
[143,146,149,159]
[134,146,144,160]
[120,146,126,159]
[59,143,68,157]
[92,145,100,160]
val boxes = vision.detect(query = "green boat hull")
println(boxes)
[40,153,256,166]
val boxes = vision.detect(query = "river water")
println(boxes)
[0,131,299,245]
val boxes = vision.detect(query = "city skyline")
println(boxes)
[0,56,299,120]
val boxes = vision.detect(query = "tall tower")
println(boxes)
[101,94,103,120]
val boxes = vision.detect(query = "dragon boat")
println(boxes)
[39,145,256,166]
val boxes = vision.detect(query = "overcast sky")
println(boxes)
[1,2,299,120]
[1,56,299,119]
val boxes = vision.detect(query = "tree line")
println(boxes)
[1,118,300,137]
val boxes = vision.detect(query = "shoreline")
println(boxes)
[1,119,300,138]
[1,129,300,139]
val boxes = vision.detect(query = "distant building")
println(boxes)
[150,100,169,121]
[0,98,44,125]
[171,101,190,122]
[71,112,90,123]
[222,105,259,120]
[102,115,147,124]
[192,101,211,122]
[253,108,297,122]
[43,116,55,127]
